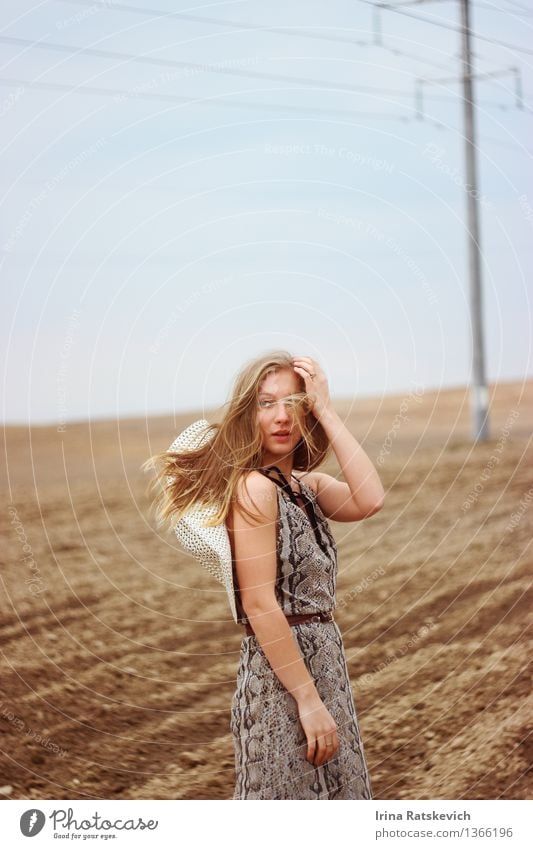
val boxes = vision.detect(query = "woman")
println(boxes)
[144,350,385,800]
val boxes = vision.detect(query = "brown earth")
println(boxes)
[1,380,532,800]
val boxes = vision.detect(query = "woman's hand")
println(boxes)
[297,695,340,767]
[291,356,332,420]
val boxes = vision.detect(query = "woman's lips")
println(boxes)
[272,433,290,441]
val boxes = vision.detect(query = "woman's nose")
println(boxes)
[274,403,291,420]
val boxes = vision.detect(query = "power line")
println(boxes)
[416,65,523,117]
[0,34,449,99]
[0,74,417,120]
[494,0,533,15]
[57,0,465,75]
[473,0,533,14]
[1,8,528,147]
[0,65,523,111]
[1,74,530,151]
[358,0,533,56]
[0,7,528,146]
[0,34,523,109]
[57,0,533,73]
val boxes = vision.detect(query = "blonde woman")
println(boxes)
[145,350,385,800]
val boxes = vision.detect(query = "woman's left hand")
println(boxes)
[291,357,332,419]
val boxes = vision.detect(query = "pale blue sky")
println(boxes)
[2,0,532,424]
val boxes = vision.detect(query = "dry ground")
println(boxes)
[1,380,531,800]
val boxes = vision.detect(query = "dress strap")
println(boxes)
[257,465,322,545]
[257,465,295,503]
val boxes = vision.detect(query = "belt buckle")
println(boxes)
[311,613,321,624]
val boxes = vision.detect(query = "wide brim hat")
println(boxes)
[167,419,238,624]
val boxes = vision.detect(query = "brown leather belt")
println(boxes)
[242,610,334,637]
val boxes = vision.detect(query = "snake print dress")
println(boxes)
[230,470,372,800]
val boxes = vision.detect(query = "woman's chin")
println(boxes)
[263,442,294,460]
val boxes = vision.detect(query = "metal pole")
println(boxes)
[373,6,382,46]
[461,0,490,440]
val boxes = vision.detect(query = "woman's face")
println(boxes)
[256,367,303,462]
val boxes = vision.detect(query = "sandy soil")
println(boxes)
[1,380,532,800]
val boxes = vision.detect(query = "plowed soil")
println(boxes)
[1,380,532,800]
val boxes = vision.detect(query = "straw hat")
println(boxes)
[167,419,238,624]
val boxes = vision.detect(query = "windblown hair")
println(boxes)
[142,349,331,530]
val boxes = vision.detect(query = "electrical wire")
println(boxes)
[53,0,527,91]
[474,0,533,15]
[1,73,530,150]
[0,34,451,99]
[0,33,522,107]
[56,0,469,75]
[494,0,533,14]
[357,0,533,56]
[0,74,418,120]
[0,3,528,154]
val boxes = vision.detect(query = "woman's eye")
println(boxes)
[258,395,305,409]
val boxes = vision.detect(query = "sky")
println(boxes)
[1,0,532,425]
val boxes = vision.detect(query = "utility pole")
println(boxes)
[460,0,489,441]
[379,0,496,441]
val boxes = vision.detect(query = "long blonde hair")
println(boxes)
[142,349,331,529]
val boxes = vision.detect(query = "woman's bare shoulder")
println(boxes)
[230,471,278,521]
[236,470,276,497]
[292,470,323,496]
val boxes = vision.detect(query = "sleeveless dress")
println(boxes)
[230,466,373,800]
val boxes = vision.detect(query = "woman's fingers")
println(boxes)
[309,731,340,767]
[316,735,335,767]
[299,701,339,767]
[323,731,340,766]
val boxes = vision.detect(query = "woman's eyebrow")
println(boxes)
[258,392,298,400]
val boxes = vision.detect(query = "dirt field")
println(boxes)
[1,380,532,800]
